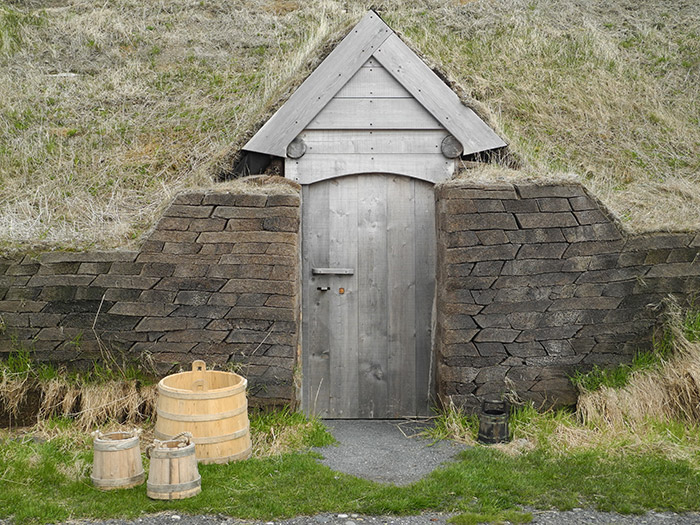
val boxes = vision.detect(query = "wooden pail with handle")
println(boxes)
[91,429,145,490]
[146,432,201,500]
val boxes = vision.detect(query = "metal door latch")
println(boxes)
[317,287,330,291]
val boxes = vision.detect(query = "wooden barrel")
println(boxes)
[91,430,145,490]
[154,360,251,464]
[147,433,201,500]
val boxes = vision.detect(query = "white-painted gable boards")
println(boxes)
[243,10,506,184]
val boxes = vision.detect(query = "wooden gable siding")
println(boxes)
[286,59,454,184]
[244,13,392,158]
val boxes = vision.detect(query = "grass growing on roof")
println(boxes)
[0,0,699,251]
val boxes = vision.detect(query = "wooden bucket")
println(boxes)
[154,360,251,464]
[91,430,145,490]
[146,432,201,500]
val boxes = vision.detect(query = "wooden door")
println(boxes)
[301,174,435,418]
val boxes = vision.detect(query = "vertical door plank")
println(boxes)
[387,176,417,416]
[413,180,437,416]
[302,183,331,416]
[357,175,389,418]
[328,176,360,418]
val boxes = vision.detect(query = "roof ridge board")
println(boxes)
[243,11,393,158]
[372,34,507,155]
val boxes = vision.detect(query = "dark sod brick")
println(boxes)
[445,213,518,231]
[517,184,584,199]
[207,294,240,307]
[574,209,610,225]
[36,262,81,275]
[108,302,177,317]
[171,264,208,278]
[444,231,481,248]
[226,307,296,322]
[666,248,699,263]
[220,279,296,296]
[625,234,694,252]
[39,286,77,301]
[502,199,538,213]
[156,217,192,231]
[646,262,700,278]
[537,198,571,212]
[109,262,144,275]
[493,273,579,288]
[5,263,40,276]
[516,212,578,229]
[225,219,265,231]
[473,328,519,343]
[548,296,622,311]
[475,342,507,356]
[173,192,205,205]
[41,300,109,314]
[507,312,543,330]
[562,240,625,257]
[443,289,477,304]
[267,194,300,207]
[164,243,202,257]
[29,313,62,327]
[516,326,581,341]
[263,217,300,232]
[472,261,504,276]
[135,317,209,331]
[170,305,230,318]
[265,295,295,308]
[443,314,478,330]
[27,275,95,287]
[441,342,479,358]
[473,199,505,212]
[481,300,551,314]
[575,267,645,283]
[445,244,519,263]
[442,199,477,214]
[445,263,474,277]
[149,230,200,243]
[93,275,159,289]
[188,218,227,232]
[236,293,270,307]
[104,288,142,301]
[506,228,565,244]
[442,329,479,345]
[562,223,622,243]
[141,240,165,253]
[78,262,112,274]
[155,277,227,292]
[161,330,229,343]
[142,262,176,277]
[441,184,517,200]
[506,342,547,357]
[444,276,497,290]
[174,291,211,306]
[517,243,567,259]
[569,195,598,211]
[475,230,510,245]
[5,287,41,300]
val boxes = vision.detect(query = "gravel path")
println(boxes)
[311,419,465,485]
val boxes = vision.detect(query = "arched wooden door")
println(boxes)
[301,173,435,418]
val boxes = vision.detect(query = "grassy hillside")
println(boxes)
[0,0,698,251]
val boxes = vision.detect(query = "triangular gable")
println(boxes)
[243,11,506,159]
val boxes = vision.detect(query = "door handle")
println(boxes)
[317,287,330,291]
[312,268,354,275]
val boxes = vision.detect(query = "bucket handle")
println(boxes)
[481,399,508,414]
[192,360,206,372]
[146,432,193,458]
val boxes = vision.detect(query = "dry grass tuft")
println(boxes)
[0,370,30,417]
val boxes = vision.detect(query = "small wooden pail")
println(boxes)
[155,360,252,464]
[91,430,145,490]
[146,432,201,500]
[477,399,511,445]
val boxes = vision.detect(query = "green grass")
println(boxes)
[2,416,700,525]
[571,307,700,393]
